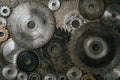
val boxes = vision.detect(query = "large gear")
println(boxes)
[79,0,105,20]
[101,3,120,28]
[0,27,9,43]
[0,6,11,17]
[8,2,55,49]
[68,22,120,75]
[55,0,86,32]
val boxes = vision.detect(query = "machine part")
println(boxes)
[58,74,68,80]
[69,22,120,75]
[0,6,11,17]
[17,72,28,80]
[1,38,17,65]
[28,73,41,80]
[81,74,96,80]
[67,67,82,80]
[79,0,105,20]
[55,1,86,32]
[101,3,120,27]
[103,64,120,80]
[42,29,74,73]
[44,74,57,80]
[2,65,18,80]
[8,2,55,49]
[0,27,9,42]
[17,50,40,72]
[0,17,7,27]
[48,0,60,11]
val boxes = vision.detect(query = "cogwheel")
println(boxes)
[48,0,61,11]
[42,28,74,73]
[44,73,57,80]
[0,27,9,43]
[68,22,120,75]
[81,74,96,80]
[0,17,7,27]
[55,0,86,32]
[101,3,120,28]
[103,64,120,80]
[8,2,55,49]
[17,72,28,80]
[66,67,82,80]
[79,0,105,20]
[0,6,11,17]
[15,49,41,73]
[28,72,41,80]
[2,64,18,80]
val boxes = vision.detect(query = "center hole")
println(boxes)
[72,20,80,28]
[3,9,8,13]
[0,32,4,37]
[51,45,60,54]
[24,57,32,65]
[27,21,36,29]
[112,13,116,18]
[72,72,77,77]
[52,3,56,6]
[89,4,94,9]
[48,77,52,80]
[92,44,101,53]
[8,69,13,75]
[20,75,24,79]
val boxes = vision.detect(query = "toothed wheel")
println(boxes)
[8,2,55,49]
[68,22,120,75]
[0,6,11,17]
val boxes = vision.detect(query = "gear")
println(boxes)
[0,17,7,27]
[81,74,96,80]
[69,22,120,75]
[66,67,82,80]
[101,3,120,28]
[28,72,41,80]
[0,6,11,17]
[42,28,73,73]
[44,73,57,80]
[55,0,86,32]
[16,49,40,72]
[8,2,55,49]
[17,72,28,80]
[2,64,18,80]
[79,0,105,20]
[48,0,61,11]
[0,27,9,43]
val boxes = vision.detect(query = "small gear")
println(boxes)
[79,0,105,20]
[42,29,73,73]
[2,64,18,80]
[17,72,28,80]
[66,67,82,80]
[0,27,9,43]
[16,49,40,72]
[0,6,11,17]
[28,72,41,80]
[81,74,96,80]
[44,73,57,80]
[0,17,7,27]
[8,2,55,49]
[55,0,86,32]
[101,3,120,28]
[68,22,120,75]
[48,0,61,11]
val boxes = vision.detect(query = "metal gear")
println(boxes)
[42,29,74,73]
[8,2,55,49]
[44,73,57,80]
[0,27,9,43]
[0,17,7,27]
[17,72,28,80]
[101,3,120,28]
[28,72,41,80]
[48,0,61,11]
[55,0,86,32]
[66,67,82,80]
[68,22,120,75]
[2,64,18,80]
[16,49,40,72]
[79,0,105,20]
[81,74,96,80]
[0,6,11,17]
